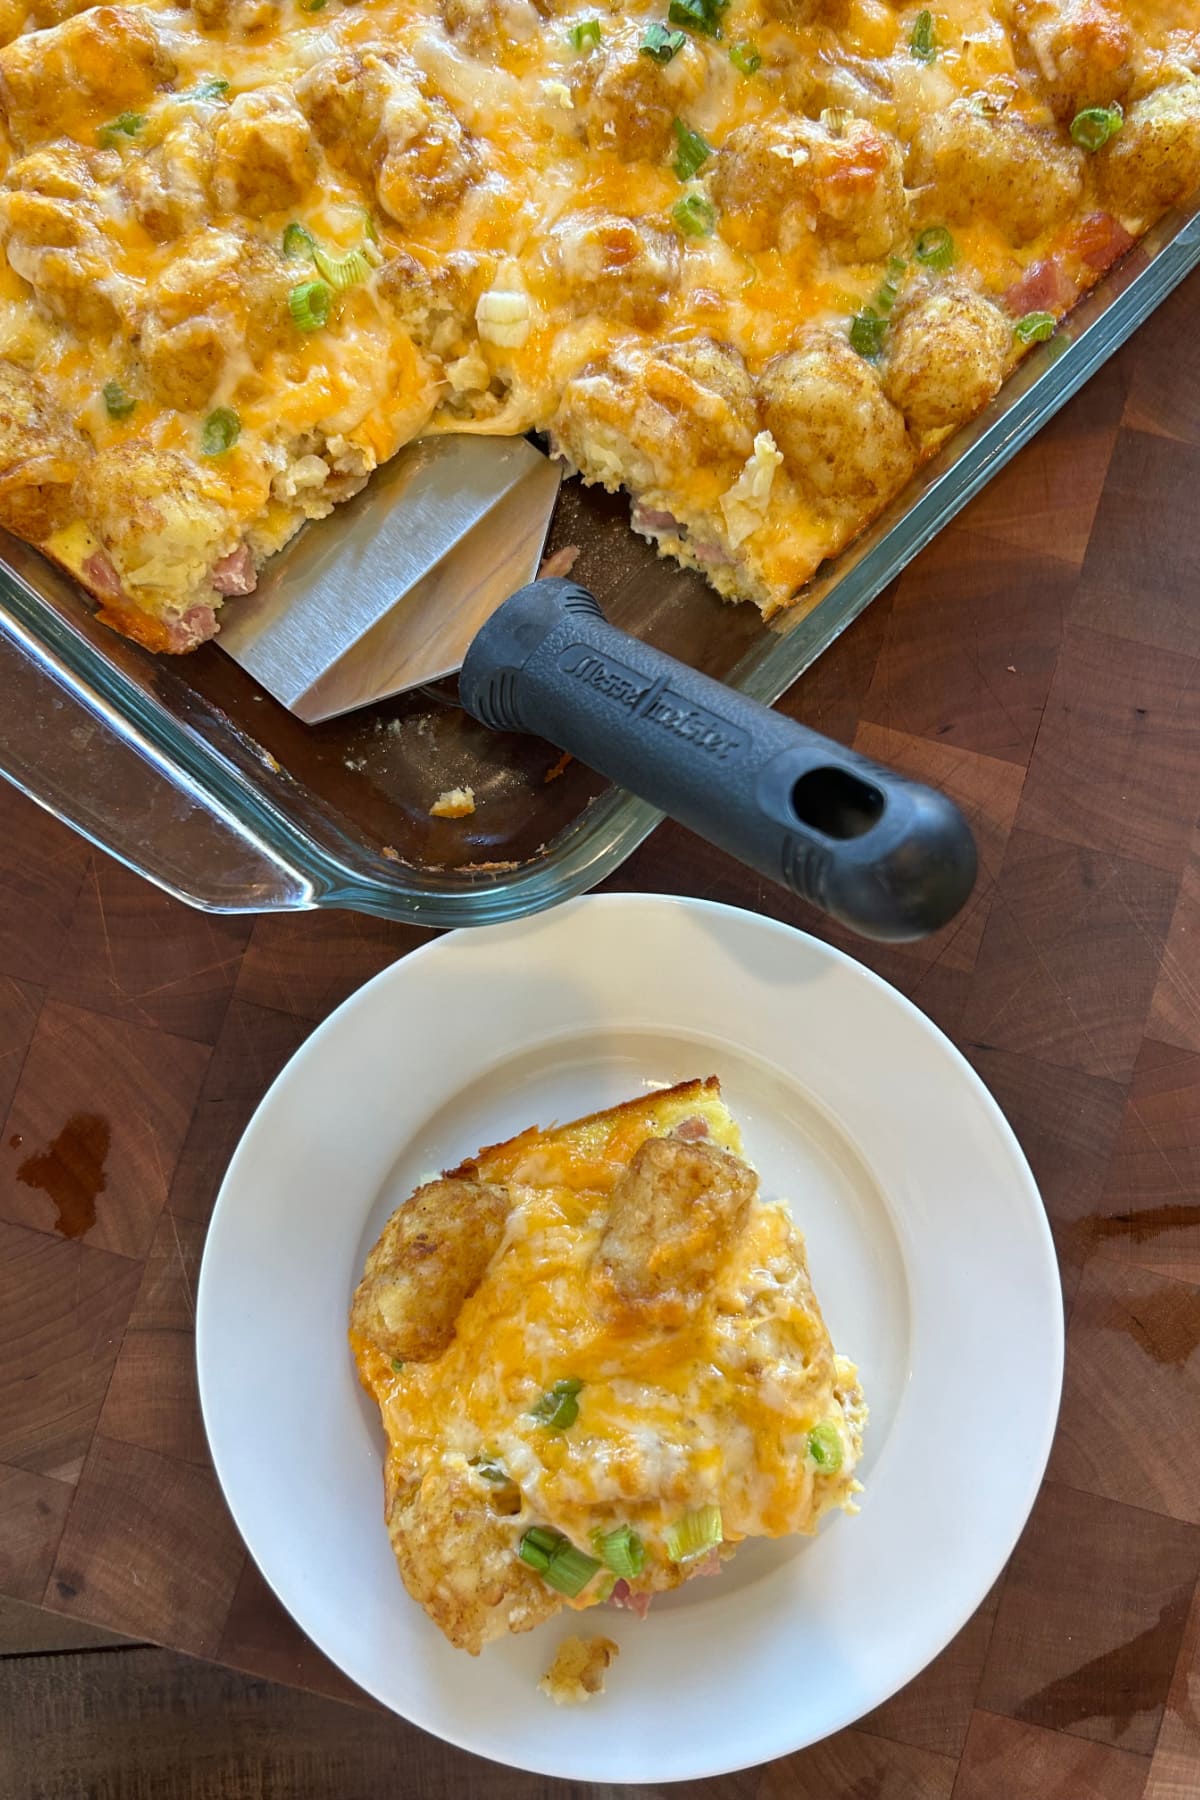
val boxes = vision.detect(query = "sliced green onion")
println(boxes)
[807,1422,844,1471]
[593,1569,617,1602]
[200,407,240,456]
[671,118,712,181]
[849,309,886,358]
[664,1504,723,1563]
[914,224,955,271]
[591,1524,646,1580]
[543,1541,602,1597]
[875,254,906,314]
[300,0,327,12]
[289,278,332,332]
[518,1527,601,1597]
[358,207,379,244]
[390,1358,405,1372]
[672,193,716,238]
[909,8,936,61]
[98,111,145,148]
[469,1455,508,1482]
[1070,102,1123,151]
[729,38,761,74]
[640,21,686,59]
[1014,309,1056,345]
[668,0,726,34]
[312,245,372,292]
[102,380,136,421]
[283,221,317,259]
[530,1377,584,1429]
[190,76,230,100]
[569,17,601,48]
[285,224,374,291]
[518,1526,562,1573]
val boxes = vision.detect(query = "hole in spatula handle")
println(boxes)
[791,767,886,841]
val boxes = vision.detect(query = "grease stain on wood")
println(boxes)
[16,1114,111,1239]
[1086,1285,1200,1367]
[1017,1596,1191,1739]
[1093,1203,1200,1242]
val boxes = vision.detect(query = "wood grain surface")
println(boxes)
[2,270,1200,1799]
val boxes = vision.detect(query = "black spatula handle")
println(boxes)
[460,580,976,941]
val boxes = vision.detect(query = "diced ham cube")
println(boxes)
[81,549,124,603]
[163,603,218,651]
[210,543,257,596]
[1004,257,1078,318]
[631,503,680,535]
[610,1580,652,1619]
[1071,211,1136,273]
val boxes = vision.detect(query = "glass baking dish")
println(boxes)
[2,196,1198,928]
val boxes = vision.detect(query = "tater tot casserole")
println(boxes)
[349,1078,866,1657]
[0,0,1195,648]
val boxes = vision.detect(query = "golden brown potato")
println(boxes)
[71,443,232,596]
[908,98,1084,245]
[810,118,908,260]
[761,328,915,512]
[882,281,1011,434]
[376,248,491,359]
[569,28,707,163]
[709,119,809,237]
[120,119,213,241]
[0,7,174,151]
[0,150,132,332]
[374,79,479,229]
[659,336,758,425]
[1098,79,1200,222]
[441,0,540,55]
[350,1177,511,1364]
[139,317,228,410]
[592,1136,757,1326]
[294,47,391,157]
[1009,0,1134,121]
[0,359,87,543]
[384,1462,559,1654]
[547,210,681,328]
[710,115,906,258]
[552,338,758,500]
[137,227,295,407]
[211,89,317,216]
[296,48,477,228]
[0,140,95,203]
[0,187,87,250]
[0,0,95,48]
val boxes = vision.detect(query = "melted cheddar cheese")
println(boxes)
[350,1077,866,1655]
[0,0,1196,646]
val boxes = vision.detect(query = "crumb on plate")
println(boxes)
[539,1635,619,1705]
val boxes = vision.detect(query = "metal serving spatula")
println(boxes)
[218,436,977,941]
[218,434,563,722]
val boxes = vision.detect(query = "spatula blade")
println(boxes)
[217,436,561,723]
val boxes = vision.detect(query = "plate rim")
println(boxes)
[196,893,1064,1782]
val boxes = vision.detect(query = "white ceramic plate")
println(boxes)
[197,895,1062,1784]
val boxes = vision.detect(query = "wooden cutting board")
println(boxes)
[0,270,1198,1800]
